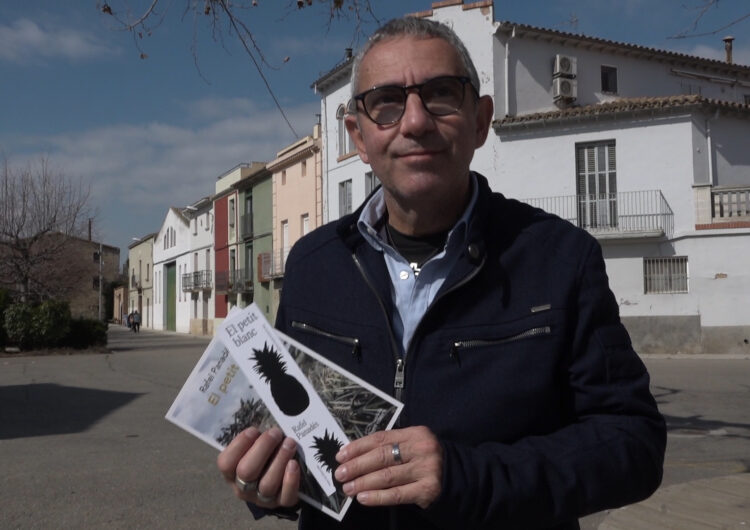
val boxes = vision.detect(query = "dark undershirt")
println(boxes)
[386,223,449,269]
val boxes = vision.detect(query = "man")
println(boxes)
[218,16,666,529]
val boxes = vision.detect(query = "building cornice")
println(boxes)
[496,21,750,78]
[494,95,750,131]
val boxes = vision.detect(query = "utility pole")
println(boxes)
[98,242,103,321]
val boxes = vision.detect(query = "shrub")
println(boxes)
[4,303,35,350]
[31,299,72,348]
[0,289,10,348]
[64,318,108,349]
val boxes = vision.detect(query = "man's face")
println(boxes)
[345,36,493,218]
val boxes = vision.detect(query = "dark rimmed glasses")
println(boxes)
[353,75,478,125]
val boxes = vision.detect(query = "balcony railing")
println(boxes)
[712,187,750,221]
[521,190,674,239]
[130,274,141,290]
[216,269,253,293]
[182,270,212,292]
[240,213,253,240]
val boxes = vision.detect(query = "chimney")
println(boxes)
[723,36,734,64]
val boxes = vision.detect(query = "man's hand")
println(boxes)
[217,426,300,508]
[334,426,443,509]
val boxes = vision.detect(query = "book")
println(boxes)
[165,304,403,521]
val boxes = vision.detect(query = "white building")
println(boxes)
[312,0,750,353]
[181,196,215,336]
[152,207,193,333]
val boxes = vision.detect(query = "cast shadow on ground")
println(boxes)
[653,385,750,439]
[0,383,142,439]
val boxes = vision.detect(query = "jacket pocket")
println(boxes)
[450,326,552,361]
[291,320,362,360]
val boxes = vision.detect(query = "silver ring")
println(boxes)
[391,443,403,464]
[235,476,257,493]
[256,491,276,503]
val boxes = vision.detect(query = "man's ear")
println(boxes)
[473,95,494,148]
[345,113,370,164]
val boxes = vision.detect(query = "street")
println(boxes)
[1,325,748,529]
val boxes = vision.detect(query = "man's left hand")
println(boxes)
[334,426,443,509]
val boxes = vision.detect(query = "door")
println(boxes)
[165,262,176,331]
[576,141,617,229]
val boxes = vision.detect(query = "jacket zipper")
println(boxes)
[451,326,552,360]
[351,254,404,400]
[290,320,361,359]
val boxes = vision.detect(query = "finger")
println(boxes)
[336,430,393,463]
[341,459,412,496]
[277,459,301,507]
[257,436,297,500]
[217,427,261,482]
[235,427,284,484]
[335,440,406,484]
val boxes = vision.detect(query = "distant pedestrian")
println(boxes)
[127,312,133,330]
[133,310,141,333]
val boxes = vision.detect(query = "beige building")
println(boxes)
[128,233,155,329]
[269,124,323,283]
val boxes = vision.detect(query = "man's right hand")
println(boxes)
[217,426,301,508]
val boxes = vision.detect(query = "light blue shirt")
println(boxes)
[357,174,478,355]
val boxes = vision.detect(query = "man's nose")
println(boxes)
[399,91,435,136]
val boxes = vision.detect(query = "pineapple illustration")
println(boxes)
[312,429,345,495]
[251,342,310,416]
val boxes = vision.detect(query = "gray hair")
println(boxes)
[350,17,480,99]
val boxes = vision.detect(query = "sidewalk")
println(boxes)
[599,473,750,529]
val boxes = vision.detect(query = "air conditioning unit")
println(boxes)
[553,77,577,100]
[554,54,577,77]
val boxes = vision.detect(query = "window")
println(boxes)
[281,220,290,267]
[336,104,352,157]
[301,160,307,177]
[245,244,253,283]
[93,277,100,290]
[601,66,618,93]
[576,141,617,229]
[339,179,353,216]
[229,198,236,240]
[301,213,310,235]
[365,171,380,196]
[193,217,198,235]
[644,257,688,294]
[92,251,99,263]
[282,170,287,185]
[146,263,150,281]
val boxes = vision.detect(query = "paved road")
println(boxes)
[1,326,748,529]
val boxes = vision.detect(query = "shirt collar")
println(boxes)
[357,172,478,253]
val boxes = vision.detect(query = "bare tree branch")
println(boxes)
[98,0,379,138]
[0,157,94,302]
[670,0,750,39]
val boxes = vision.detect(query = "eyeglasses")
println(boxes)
[353,76,478,125]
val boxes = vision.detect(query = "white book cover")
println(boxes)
[166,304,403,521]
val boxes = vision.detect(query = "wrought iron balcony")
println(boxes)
[182,270,212,292]
[520,190,674,239]
[229,268,254,293]
[216,269,253,293]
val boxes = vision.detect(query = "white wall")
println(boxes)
[496,30,750,117]
[494,115,698,234]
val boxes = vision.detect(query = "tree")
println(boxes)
[670,0,750,39]
[98,0,378,137]
[0,157,95,303]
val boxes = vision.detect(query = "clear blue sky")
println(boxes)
[2,0,748,267]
